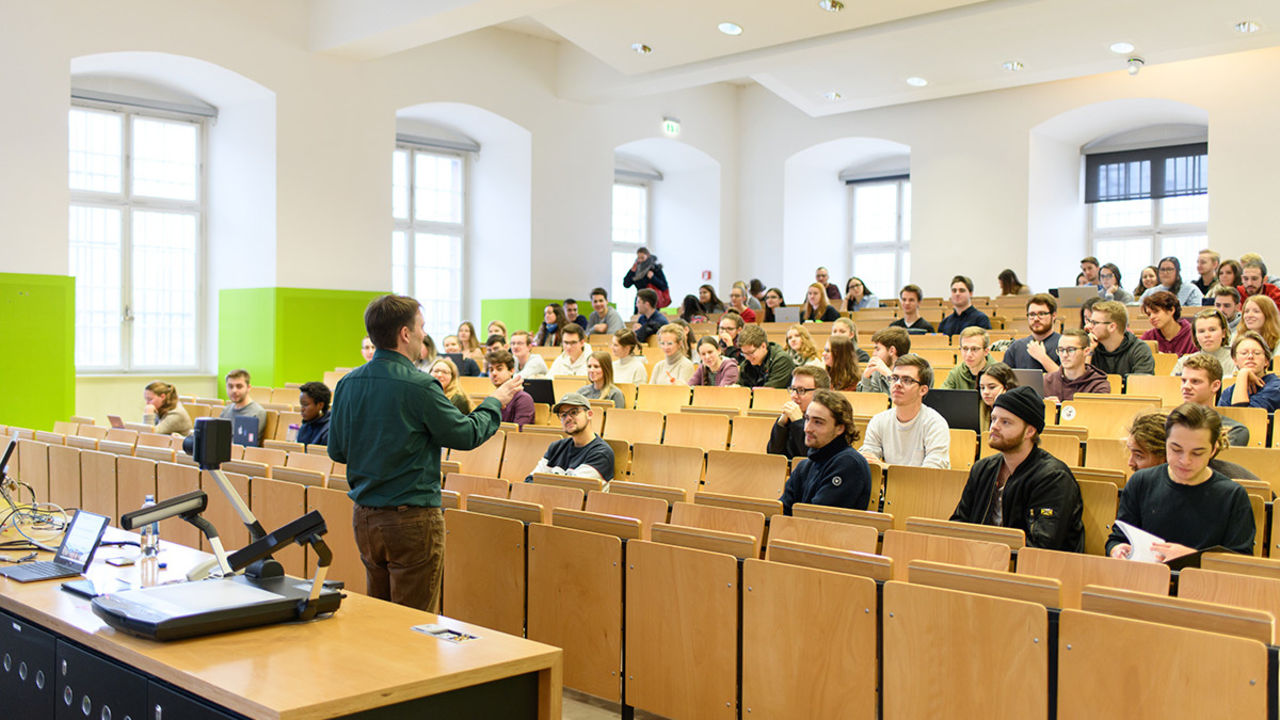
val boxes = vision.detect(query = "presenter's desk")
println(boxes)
[0,528,561,719]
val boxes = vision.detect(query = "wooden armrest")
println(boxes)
[904,516,1026,550]
[464,495,542,524]
[551,507,642,541]
[609,480,687,507]
[793,504,893,534]
[694,491,783,518]
[650,523,757,559]
[765,538,892,582]
[530,472,606,494]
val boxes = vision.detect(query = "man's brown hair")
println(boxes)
[871,326,911,357]
[365,294,420,350]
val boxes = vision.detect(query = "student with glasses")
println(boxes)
[1098,263,1133,304]
[767,366,832,459]
[1001,293,1062,372]
[941,327,991,390]
[1088,300,1155,376]
[548,324,592,376]
[858,354,951,468]
[526,393,614,484]
[1219,331,1280,410]
[1042,329,1110,403]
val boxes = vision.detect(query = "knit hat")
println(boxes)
[992,385,1045,434]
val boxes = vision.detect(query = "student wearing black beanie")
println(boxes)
[950,385,1085,551]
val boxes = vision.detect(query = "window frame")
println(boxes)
[1087,195,1209,282]
[392,143,469,340]
[69,100,208,374]
[610,179,652,312]
[847,175,911,292]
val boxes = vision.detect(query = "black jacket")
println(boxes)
[1090,331,1155,376]
[950,446,1085,552]
[767,417,805,459]
[780,438,871,514]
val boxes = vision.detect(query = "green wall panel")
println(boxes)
[217,288,277,398]
[481,298,561,338]
[0,273,74,431]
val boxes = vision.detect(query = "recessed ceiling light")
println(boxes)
[1110,41,1135,54]
[1001,60,1024,71]
[823,91,842,101]
[1234,20,1261,34]
[631,43,652,55]
[906,76,928,87]
[818,0,844,11]
[718,22,743,36]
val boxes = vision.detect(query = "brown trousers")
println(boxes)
[352,505,444,612]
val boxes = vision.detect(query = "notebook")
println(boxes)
[230,415,260,447]
[0,510,110,582]
[522,378,557,405]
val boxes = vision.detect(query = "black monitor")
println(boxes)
[922,388,983,433]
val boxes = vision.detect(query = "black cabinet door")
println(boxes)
[55,639,148,720]
[0,608,57,718]
[148,681,246,720]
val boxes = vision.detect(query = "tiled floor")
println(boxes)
[562,689,668,720]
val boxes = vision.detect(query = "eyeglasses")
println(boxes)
[1026,311,1053,318]
[1236,348,1268,359]
[1100,272,1115,280]
[557,408,585,420]
[959,345,986,353]
[888,375,922,387]
[1058,346,1082,356]
[788,386,816,395]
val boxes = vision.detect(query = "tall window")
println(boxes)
[392,146,465,339]
[69,104,204,371]
[1087,143,1208,292]
[849,177,911,294]
[610,181,649,312]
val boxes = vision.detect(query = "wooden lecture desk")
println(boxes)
[0,526,562,719]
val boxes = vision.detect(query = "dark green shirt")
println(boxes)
[328,348,501,508]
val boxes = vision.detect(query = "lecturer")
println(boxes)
[329,295,522,611]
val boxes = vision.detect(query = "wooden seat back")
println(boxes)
[628,442,704,496]
[882,465,968,529]
[767,515,877,553]
[602,408,665,445]
[634,384,692,413]
[585,490,668,539]
[662,412,730,452]
[728,415,775,452]
[907,560,1061,607]
[702,450,787,500]
[881,529,1010,581]
[1016,546,1169,608]
[498,432,559,483]
[447,431,506,478]
[442,508,526,636]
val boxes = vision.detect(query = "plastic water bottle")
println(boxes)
[287,423,300,442]
[140,494,159,558]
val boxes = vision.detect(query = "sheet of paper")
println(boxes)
[1114,519,1166,563]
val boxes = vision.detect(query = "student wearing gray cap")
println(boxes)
[950,385,1085,551]
[526,393,614,483]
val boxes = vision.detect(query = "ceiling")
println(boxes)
[308,0,1279,115]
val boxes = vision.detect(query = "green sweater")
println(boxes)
[328,349,501,508]
[941,363,984,390]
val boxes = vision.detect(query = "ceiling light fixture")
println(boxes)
[631,43,652,55]
[1234,21,1261,34]
[818,0,844,11]
[823,91,842,101]
[1001,60,1024,71]
[718,22,744,36]
[906,76,928,87]
[1127,56,1144,76]
[1109,41,1135,54]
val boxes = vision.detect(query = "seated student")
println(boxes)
[486,349,534,426]
[1241,252,1280,286]
[857,326,911,395]
[941,326,990,390]
[509,330,548,379]
[548,325,591,377]
[1080,256,1102,289]
[1219,331,1280,410]
[823,335,860,392]
[800,283,842,323]
[1238,258,1280,305]
[768,366,832,459]
[780,389,872,514]
[1213,285,1243,335]
[144,381,192,436]
[587,287,625,335]
[679,294,707,324]
[950,386,1085,551]
[1218,260,1245,297]
[829,317,870,363]
[487,320,509,343]
[608,329,648,384]
[844,276,879,311]
[816,266,841,301]
[220,369,267,446]
[698,284,726,314]
[456,321,485,366]
[1152,256,1204,309]
[1193,249,1220,297]
[716,312,747,364]
[415,334,437,371]
[785,324,823,368]
[1088,300,1155,376]
[578,351,627,408]
[296,381,331,445]
[737,324,797,389]
[1180,353,1249,446]
[1124,410,1257,484]
[631,289,669,343]
[361,336,376,363]
[743,279,765,312]
[1002,293,1062,372]
[563,298,590,330]
[1042,329,1110,402]
[484,333,507,353]
[441,335,482,376]
[535,303,567,347]
[1099,263,1134,304]
[859,354,951,468]
[762,287,785,323]
[1140,291,1197,356]
[526,393,614,483]
[429,358,471,414]
[997,268,1030,297]
[977,363,1019,429]
[890,284,935,335]
[1172,309,1235,376]
[1108,404,1255,560]
[1238,294,1280,356]
[649,325,696,385]
[938,275,991,336]
[727,285,757,322]
[689,336,740,387]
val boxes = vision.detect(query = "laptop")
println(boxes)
[230,415,260,447]
[0,510,110,582]
[922,388,984,433]
[1011,368,1046,395]
[771,306,801,324]
[522,378,557,405]
[107,414,126,429]
[1051,286,1100,308]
